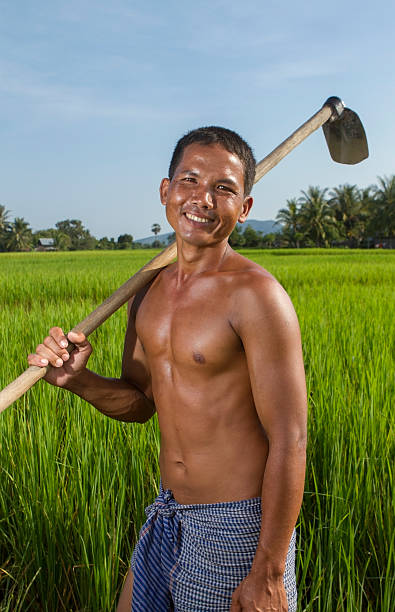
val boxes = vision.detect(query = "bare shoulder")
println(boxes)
[126,273,163,319]
[227,252,299,335]
[227,250,289,303]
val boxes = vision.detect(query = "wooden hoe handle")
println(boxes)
[254,104,332,183]
[0,242,177,413]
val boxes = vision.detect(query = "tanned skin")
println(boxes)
[28,143,307,611]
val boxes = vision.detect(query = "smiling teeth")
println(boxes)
[186,213,210,223]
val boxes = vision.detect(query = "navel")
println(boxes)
[193,351,206,364]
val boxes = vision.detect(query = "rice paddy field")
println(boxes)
[0,248,393,611]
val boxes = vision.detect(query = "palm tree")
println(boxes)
[371,175,395,237]
[151,223,161,237]
[328,184,368,244]
[5,217,33,252]
[0,204,11,250]
[276,198,303,247]
[0,204,10,231]
[298,186,337,247]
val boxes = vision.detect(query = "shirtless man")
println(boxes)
[28,127,307,612]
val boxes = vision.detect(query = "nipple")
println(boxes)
[193,352,206,364]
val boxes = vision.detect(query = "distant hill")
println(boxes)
[237,219,281,234]
[135,219,279,245]
[134,232,174,245]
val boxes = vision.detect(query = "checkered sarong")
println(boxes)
[131,484,297,611]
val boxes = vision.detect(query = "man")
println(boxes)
[28,127,307,611]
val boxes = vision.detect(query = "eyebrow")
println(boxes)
[216,177,238,188]
[180,170,239,188]
[180,170,199,177]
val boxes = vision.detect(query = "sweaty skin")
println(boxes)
[130,256,271,505]
[29,143,307,612]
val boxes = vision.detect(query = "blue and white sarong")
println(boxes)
[131,483,297,611]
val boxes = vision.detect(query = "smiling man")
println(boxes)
[28,127,307,612]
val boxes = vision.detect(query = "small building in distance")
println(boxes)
[373,236,395,249]
[36,238,56,251]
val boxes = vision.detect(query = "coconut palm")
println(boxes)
[371,175,395,237]
[0,204,11,231]
[276,198,303,247]
[298,186,337,247]
[5,217,33,252]
[0,204,11,250]
[328,184,368,244]
[151,223,161,236]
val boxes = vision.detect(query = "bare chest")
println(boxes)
[135,278,242,370]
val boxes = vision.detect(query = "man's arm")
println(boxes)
[27,296,155,424]
[231,274,307,610]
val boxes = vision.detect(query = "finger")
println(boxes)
[229,595,242,612]
[67,331,88,346]
[27,353,50,368]
[49,326,69,349]
[66,332,92,357]
[43,335,70,361]
[33,344,67,368]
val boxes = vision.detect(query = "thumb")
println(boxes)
[67,331,90,348]
[230,588,242,612]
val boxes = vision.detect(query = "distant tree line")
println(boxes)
[230,176,394,249]
[0,176,393,252]
[0,215,169,252]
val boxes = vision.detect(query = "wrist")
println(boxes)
[63,367,90,394]
[251,548,285,579]
[250,564,284,580]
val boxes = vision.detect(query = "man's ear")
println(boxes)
[238,196,253,223]
[160,178,170,206]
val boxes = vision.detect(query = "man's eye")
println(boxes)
[218,185,234,193]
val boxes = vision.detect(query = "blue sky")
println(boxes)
[1,0,394,240]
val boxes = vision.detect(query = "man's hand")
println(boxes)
[27,323,154,423]
[27,327,92,388]
[230,571,288,612]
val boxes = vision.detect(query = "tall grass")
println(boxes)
[0,249,393,610]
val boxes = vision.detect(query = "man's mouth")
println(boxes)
[185,212,211,224]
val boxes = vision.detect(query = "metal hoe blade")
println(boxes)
[323,98,369,165]
[254,95,369,183]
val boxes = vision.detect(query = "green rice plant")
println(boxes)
[0,249,394,610]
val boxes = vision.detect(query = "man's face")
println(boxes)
[160,143,253,247]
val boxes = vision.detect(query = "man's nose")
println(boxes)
[193,186,214,208]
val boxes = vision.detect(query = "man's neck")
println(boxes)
[174,238,230,285]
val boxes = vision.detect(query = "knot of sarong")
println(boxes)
[144,487,189,556]
[145,487,181,519]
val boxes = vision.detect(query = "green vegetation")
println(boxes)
[231,176,395,249]
[0,249,393,611]
[274,179,394,247]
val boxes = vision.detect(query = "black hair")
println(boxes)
[168,126,256,196]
